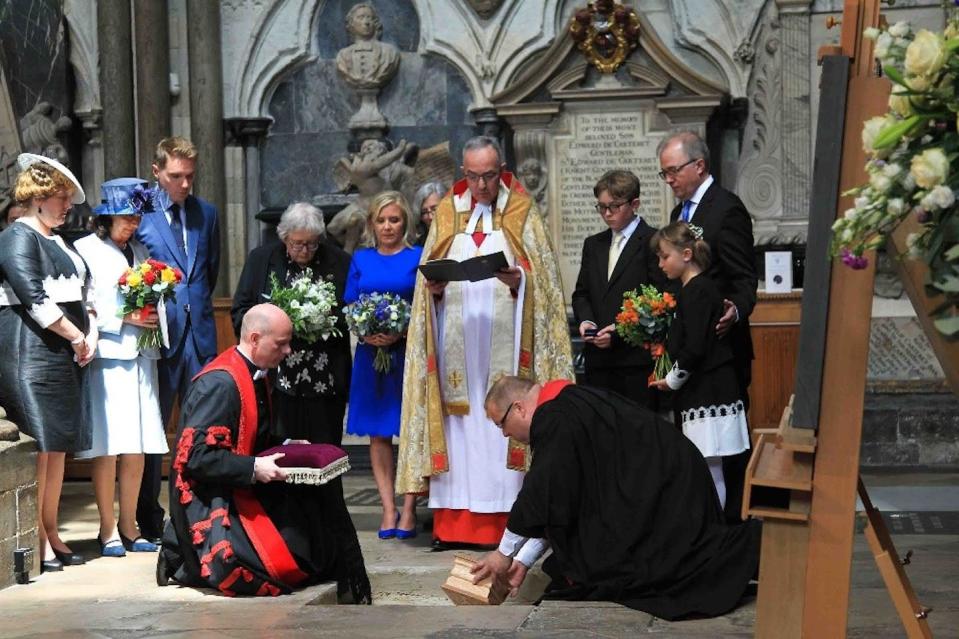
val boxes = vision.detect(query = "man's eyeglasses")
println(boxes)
[595,200,631,214]
[465,171,500,185]
[287,240,320,252]
[495,401,516,429]
[657,158,697,180]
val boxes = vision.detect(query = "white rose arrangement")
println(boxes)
[268,269,341,343]
[831,15,959,336]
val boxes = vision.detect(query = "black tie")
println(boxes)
[169,203,186,256]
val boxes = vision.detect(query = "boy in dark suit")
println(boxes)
[571,170,665,409]
[134,136,221,541]
[657,130,758,523]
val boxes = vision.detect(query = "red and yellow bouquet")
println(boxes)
[117,259,183,349]
[615,284,677,380]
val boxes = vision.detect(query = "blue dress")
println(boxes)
[344,246,422,437]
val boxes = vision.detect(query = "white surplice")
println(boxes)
[427,229,526,513]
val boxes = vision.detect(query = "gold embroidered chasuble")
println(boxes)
[396,173,574,494]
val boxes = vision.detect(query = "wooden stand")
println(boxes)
[441,555,508,606]
[747,2,946,637]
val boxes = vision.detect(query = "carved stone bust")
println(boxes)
[335,3,400,90]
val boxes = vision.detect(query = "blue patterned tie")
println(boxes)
[169,203,186,256]
[681,200,693,223]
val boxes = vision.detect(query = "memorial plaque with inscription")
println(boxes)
[867,317,945,381]
[548,103,673,302]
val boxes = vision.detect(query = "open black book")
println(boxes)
[418,251,509,282]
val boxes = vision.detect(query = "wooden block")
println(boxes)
[441,554,508,606]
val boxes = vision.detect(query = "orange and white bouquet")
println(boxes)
[615,284,677,381]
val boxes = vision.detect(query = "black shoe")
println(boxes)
[52,548,86,566]
[40,558,63,573]
[156,551,170,587]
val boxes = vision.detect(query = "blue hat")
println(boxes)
[95,177,155,216]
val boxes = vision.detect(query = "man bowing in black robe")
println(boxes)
[472,376,759,621]
[157,303,371,601]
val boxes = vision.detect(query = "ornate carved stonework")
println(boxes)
[735,6,784,242]
[335,3,400,134]
[569,0,640,74]
[0,65,22,212]
[19,103,72,164]
[669,0,766,97]
[467,0,504,19]
[328,138,418,253]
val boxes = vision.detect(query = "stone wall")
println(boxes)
[861,389,959,469]
[0,410,39,590]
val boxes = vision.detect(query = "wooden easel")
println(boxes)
[744,1,955,637]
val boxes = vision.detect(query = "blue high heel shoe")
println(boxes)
[395,515,418,540]
[378,513,400,540]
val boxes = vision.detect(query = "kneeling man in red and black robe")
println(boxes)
[157,303,371,601]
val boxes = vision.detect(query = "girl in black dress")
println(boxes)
[0,154,97,572]
[648,222,749,509]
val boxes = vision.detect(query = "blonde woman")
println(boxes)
[0,154,96,572]
[344,191,421,539]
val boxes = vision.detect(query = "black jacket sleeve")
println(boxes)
[180,372,256,487]
[570,239,596,326]
[715,200,758,319]
[673,282,716,375]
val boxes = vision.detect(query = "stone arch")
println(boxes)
[223,0,329,119]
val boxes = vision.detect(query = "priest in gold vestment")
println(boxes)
[397,136,573,546]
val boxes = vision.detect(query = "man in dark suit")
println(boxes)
[134,136,221,542]
[658,130,758,522]
[571,170,666,409]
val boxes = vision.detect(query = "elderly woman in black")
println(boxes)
[230,202,352,444]
[0,154,97,573]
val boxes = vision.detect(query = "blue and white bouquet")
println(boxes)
[342,292,412,374]
[268,269,341,343]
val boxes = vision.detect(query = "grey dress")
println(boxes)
[0,222,92,452]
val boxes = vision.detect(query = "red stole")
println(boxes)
[195,348,308,588]
[537,379,573,408]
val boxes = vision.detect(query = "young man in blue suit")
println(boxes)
[135,136,220,542]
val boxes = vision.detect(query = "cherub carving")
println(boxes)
[328,138,418,252]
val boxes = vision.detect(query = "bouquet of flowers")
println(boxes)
[117,259,183,349]
[342,292,412,374]
[268,269,341,343]
[830,15,959,336]
[615,284,677,380]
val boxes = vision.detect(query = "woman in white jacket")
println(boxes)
[75,178,168,557]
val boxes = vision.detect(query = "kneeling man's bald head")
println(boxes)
[484,376,537,444]
[240,303,293,369]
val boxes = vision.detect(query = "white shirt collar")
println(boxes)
[688,175,714,207]
[615,215,641,241]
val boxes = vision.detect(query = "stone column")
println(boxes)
[224,117,272,253]
[97,0,136,177]
[186,0,227,294]
[776,0,813,238]
[134,0,171,177]
[75,111,104,202]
